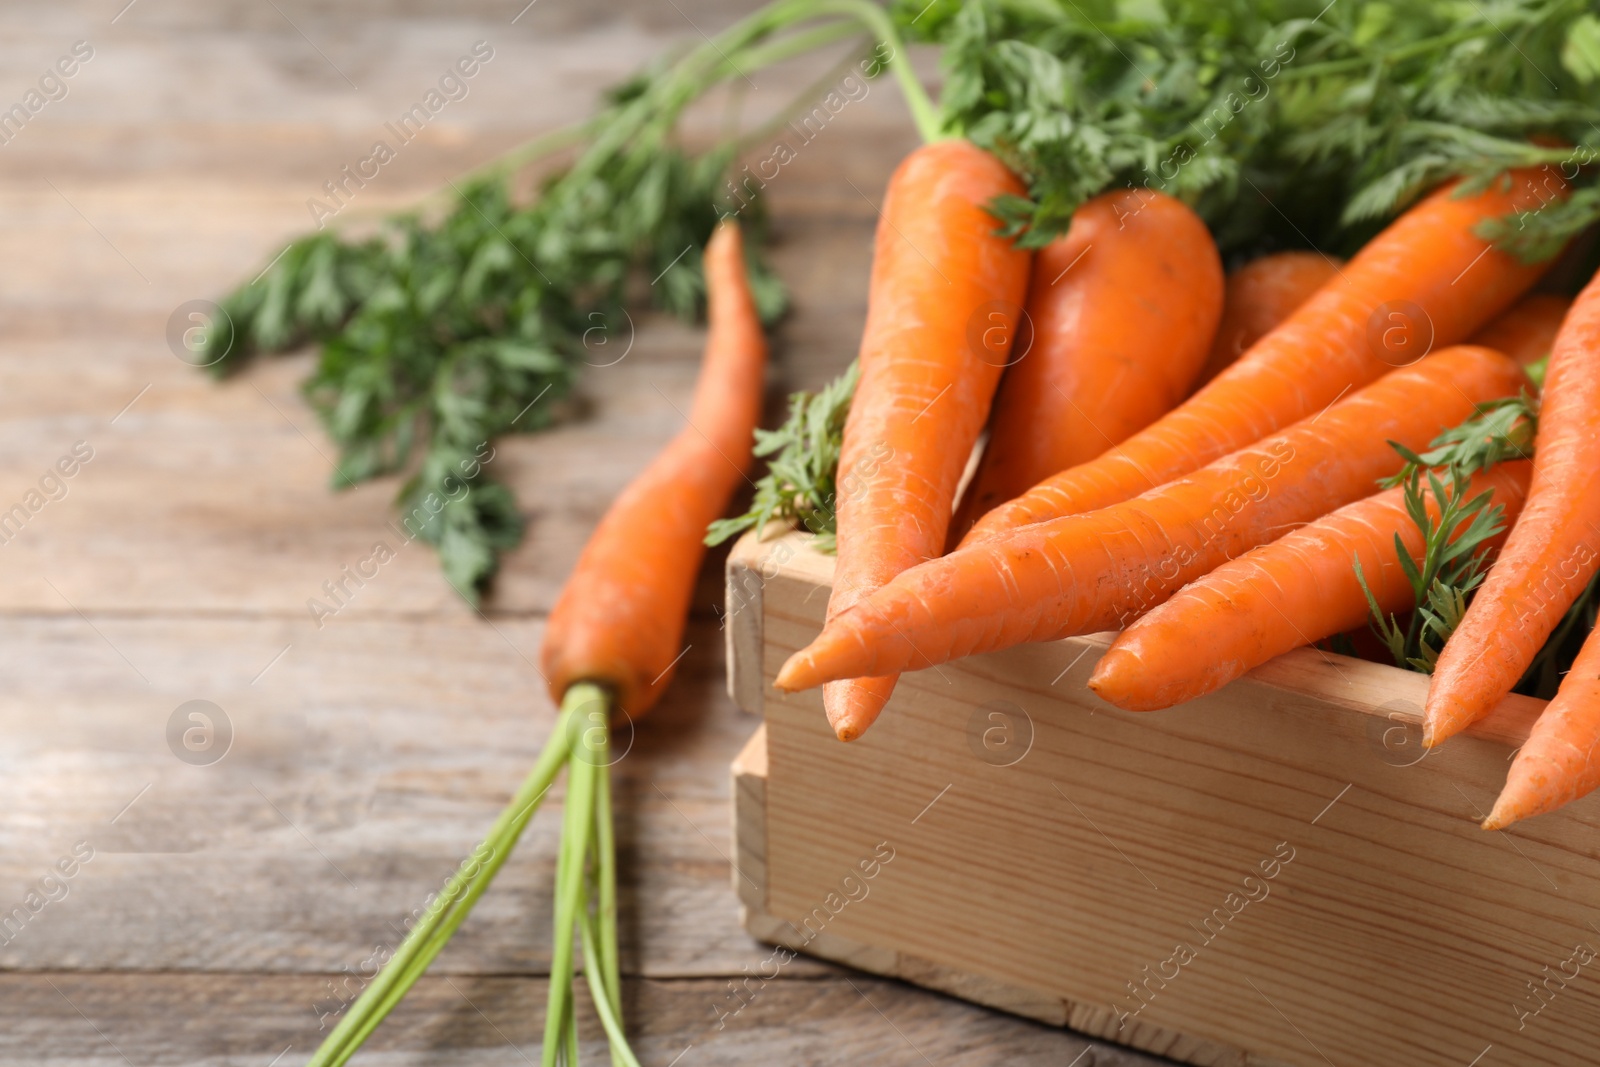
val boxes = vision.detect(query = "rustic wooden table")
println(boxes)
[0,3,1174,1063]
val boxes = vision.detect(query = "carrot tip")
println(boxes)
[773,656,806,692]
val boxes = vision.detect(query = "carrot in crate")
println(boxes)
[948,189,1223,541]
[777,347,1528,690]
[823,139,1032,741]
[962,169,1563,546]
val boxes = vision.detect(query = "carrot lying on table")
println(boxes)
[538,218,766,1059]
[1089,463,1533,712]
[1427,271,1600,748]
[1470,292,1571,365]
[824,139,1032,741]
[948,189,1222,541]
[775,346,1528,691]
[543,219,767,718]
[311,220,768,1067]
[1193,251,1340,387]
[961,169,1563,547]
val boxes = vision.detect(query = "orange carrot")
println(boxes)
[822,140,1031,741]
[1487,628,1600,829]
[1426,271,1600,746]
[1470,292,1572,365]
[775,346,1528,691]
[1194,251,1340,386]
[542,221,765,718]
[960,169,1564,547]
[947,189,1223,541]
[1089,463,1532,712]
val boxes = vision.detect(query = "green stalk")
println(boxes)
[304,696,581,1067]
[365,2,865,234]
[592,729,624,1067]
[734,18,863,74]
[542,695,605,1066]
[546,784,579,1065]
[580,908,644,1067]
[733,38,875,157]
[812,0,941,141]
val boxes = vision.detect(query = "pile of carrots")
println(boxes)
[766,133,1600,831]
[307,77,1600,1067]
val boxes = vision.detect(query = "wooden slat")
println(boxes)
[0,613,820,977]
[0,971,1152,1067]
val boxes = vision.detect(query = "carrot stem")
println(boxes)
[302,694,583,1067]
[581,906,645,1067]
[814,0,941,142]
[543,695,605,1066]
[592,730,624,1065]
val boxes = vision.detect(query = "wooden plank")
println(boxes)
[0,168,880,620]
[735,717,1217,1063]
[0,971,1164,1067]
[736,530,1600,1067]
[0,612,835,978]
[0,0,900,619]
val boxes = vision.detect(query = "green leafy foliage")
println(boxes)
[1357,398,1538,673]
[897,0,1600,256]
[1356,392,1600,692]
[706,362,859,551]
[201,47,795,601]
[1356,465,1508,673]
[1378,395,1538,488]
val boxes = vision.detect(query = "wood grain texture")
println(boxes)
[0,1,1169,1063]
[732,529,1600,1067]
[0,972,1169,1067]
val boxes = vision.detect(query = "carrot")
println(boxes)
[542,220,766,718]
[1193,251,1340,387]
[1425,271,1600,746]
[1089,463,1533,712]
[1486,627,1600,828]
[960,168,1564,547]
[947,189,1223,541]
[775,346,1528,691]
[1469,292,1571,365]
[822,139,1031,741]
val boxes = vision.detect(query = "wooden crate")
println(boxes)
[725,529,1600,1067]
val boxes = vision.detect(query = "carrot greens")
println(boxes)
[195,3,870,600]
[705,362,857,551]
[1355,397,1534,674]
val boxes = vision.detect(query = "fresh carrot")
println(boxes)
[1487,627,1600,829]
[1470,292,1571,365]
[543,220,767,718]
[960,169,1563,547]
[947,189,1223,541]
[308,220,764,1067]
[823,139,1031,741]
[536,219,764,1062]
[1193,251,1340,387]
[775,346,1528,691]
[1425,272,1600,746]
[1089,463,1532,712]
